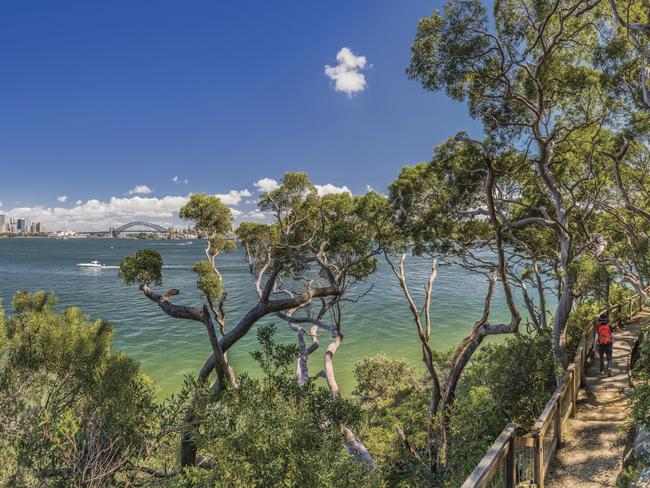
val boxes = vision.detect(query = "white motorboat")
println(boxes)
[76,260,103,269]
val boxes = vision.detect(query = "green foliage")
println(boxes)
[565,299,604,361]
[630,382,650,431]
[444,333,556,486]
[353,335,556,487]
[248,172,388,283]
[175,325,378,488]
[353,355,430,485]
[570,255,610,303]
[236,221,277,269]
[616,465,641,488]
[388,139,490,255]
[0,292,158,487]
[13,289,57,314]
[180,193,233,235]
[630,325,650,431]
[353,354,419,408]
[0,299,4,353]
[258,172,316,214]
[407,0,489,100]
[119,248,163,287]
[249,324,300,380]
[192,261,224,302]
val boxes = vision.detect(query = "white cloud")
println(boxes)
[246,210,268,220]
[214,189,252,206]
[315,183,352,196]
[57,195,68,203]
[254,178,280,193]
[172,176,189,184]
[245,199,257,205]
[171,176,178,182]
[127,185,153,195]
[76,200,83,205]
[324,47,368,97]
[7,195,191,231]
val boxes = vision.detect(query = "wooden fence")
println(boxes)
[461,290,648,488]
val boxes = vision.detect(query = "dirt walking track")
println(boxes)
[544,311,649,487]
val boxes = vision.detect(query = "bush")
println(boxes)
[353,354,430,486]
[176,325,378,488]
[565,299,604,361]
[0,292,158,487]
[630,325,650,430]
[444,332,556,487]
[353,353,419,408]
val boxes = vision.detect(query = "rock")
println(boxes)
[635,428,650,465]
[631,467,650,487]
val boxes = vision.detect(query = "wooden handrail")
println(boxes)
[461,287,649,488]
[461,423,517,488]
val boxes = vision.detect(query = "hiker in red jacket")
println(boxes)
[595,313,613,377]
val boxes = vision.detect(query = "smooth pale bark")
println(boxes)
[324,332,342,398]
[322,328,375,469]
[287,321,320,386]
[341,425,376,469]
[199,284,340,379]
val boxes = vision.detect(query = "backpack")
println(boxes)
[597,323,612,345]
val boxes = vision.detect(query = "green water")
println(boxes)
[0,238,515,397]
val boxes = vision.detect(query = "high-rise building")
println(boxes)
[28,221,46,234]
[16,218,28,233]
[0,214,5,232]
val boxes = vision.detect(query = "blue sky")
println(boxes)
[0,0,479,230]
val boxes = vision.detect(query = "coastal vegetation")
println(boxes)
[3,0,650,486]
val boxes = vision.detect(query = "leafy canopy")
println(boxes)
[118,248,163,287]
[180,193,233,236]
[192,261,224,302]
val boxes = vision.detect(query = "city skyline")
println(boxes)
[0,0,480,230]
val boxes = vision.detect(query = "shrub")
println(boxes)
[353,353,419,408]
[0,292,158,487]
[353,354,430,486]
[176,325,378,488]
[444,332,556,486]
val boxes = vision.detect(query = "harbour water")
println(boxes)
[0,238,515,397]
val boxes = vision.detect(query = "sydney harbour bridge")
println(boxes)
[109,221,172,237]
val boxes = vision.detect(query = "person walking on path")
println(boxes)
[595,313,614,377]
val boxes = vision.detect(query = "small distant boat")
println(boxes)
[76,260,104,269]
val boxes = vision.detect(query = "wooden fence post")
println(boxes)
[506,434,516,488]
[628,298,633,321]
[555,401,562,448]
[569,364,578,417]
[533,431,543,488]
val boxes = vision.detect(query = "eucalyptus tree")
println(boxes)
[119,175,386,470]
[594,1,650,292]
[600,139,650,294]
[406,0,621,369]
[119,193,347,468]
[236,173,392,467]
[386,137,526,475]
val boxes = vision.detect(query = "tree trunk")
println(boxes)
[552,284,572,374]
